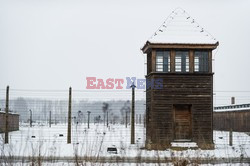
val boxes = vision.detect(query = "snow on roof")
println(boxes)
[0,111,19,115]
[214,103,250,112]
[214,107,250,112]
[147,8,218,45]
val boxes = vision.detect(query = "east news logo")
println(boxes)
[86,77,163,90]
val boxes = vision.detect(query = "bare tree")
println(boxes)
[13,97,28,122]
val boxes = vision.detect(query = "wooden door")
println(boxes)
[174,105,191,141]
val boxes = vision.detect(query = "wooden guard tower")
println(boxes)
[142,9,219,149]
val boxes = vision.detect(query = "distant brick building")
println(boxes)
[0,111,19,133]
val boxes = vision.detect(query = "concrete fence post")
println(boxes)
[130,82,136,144]
[5,86,9,144]
[67,87,72,144]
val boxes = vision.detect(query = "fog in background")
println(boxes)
[1,0,250,106]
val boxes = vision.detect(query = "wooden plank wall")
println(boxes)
[213,110,250,132]
[146,73,213,146]
[0,112,19,133]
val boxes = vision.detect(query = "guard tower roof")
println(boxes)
[142,8,219,53]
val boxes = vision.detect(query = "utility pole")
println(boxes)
[106,110,109,127]
[49,110,51,128]
[103,113,105,126]
[144,113,146,128]
[229,128,233,146]
[139,114,141,124]
[87,111,91,129]
[5,86,9,144]
[125,111,128,128]
[102,103,109,127]
[121,100,130,128]
[130,82,136,144]
[78,110,82,124]
[29,109,32,127]
[67,87,72,144]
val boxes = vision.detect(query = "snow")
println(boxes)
[214,107,250,112]
[0,111,19,115]
[214,104,250,112]
[2,162,249,166]
[1,123,250,164]
[146,8,218,45]
[171,142,198,148]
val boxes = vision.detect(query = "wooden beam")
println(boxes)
[170,50,175,73]
[151,50,156,72]
[189,50,194,73]
[142,42,219,53]
[146,72,214,77]
[208,51,212,73]
[67,87,72,144]
[131,83,136,144]
[5,86,9,144]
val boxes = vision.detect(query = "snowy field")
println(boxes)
[1,123,250,165]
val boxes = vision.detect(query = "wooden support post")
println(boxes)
[144,114,146,128]
[87,111,91,129]
[106,110,109,127]
[130,83,136,144]
[5,86,9,144]
[125,111,128,128]
[208,51,212,73]
[103,113,105,126]
[189,50,194,73]
[67,87,72,144]
[229,128,233,146]
[151,50,156,72]
[49,110,51,128]
[29,109,32,127]
[139,114,141,124]
[170,50,175,73]
[136,114,138,124]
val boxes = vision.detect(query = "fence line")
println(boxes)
[1,87,250,146]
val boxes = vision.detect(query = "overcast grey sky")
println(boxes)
[0,0,250,105]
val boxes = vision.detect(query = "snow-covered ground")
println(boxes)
[1,123,250,165]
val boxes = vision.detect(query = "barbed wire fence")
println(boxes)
[0,88,146,123]
[1,87,250,146]
[0,87,147,146]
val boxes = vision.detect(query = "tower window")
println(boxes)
[194,51,209,72]
[156,51,170,72]
[175,51,189,72]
